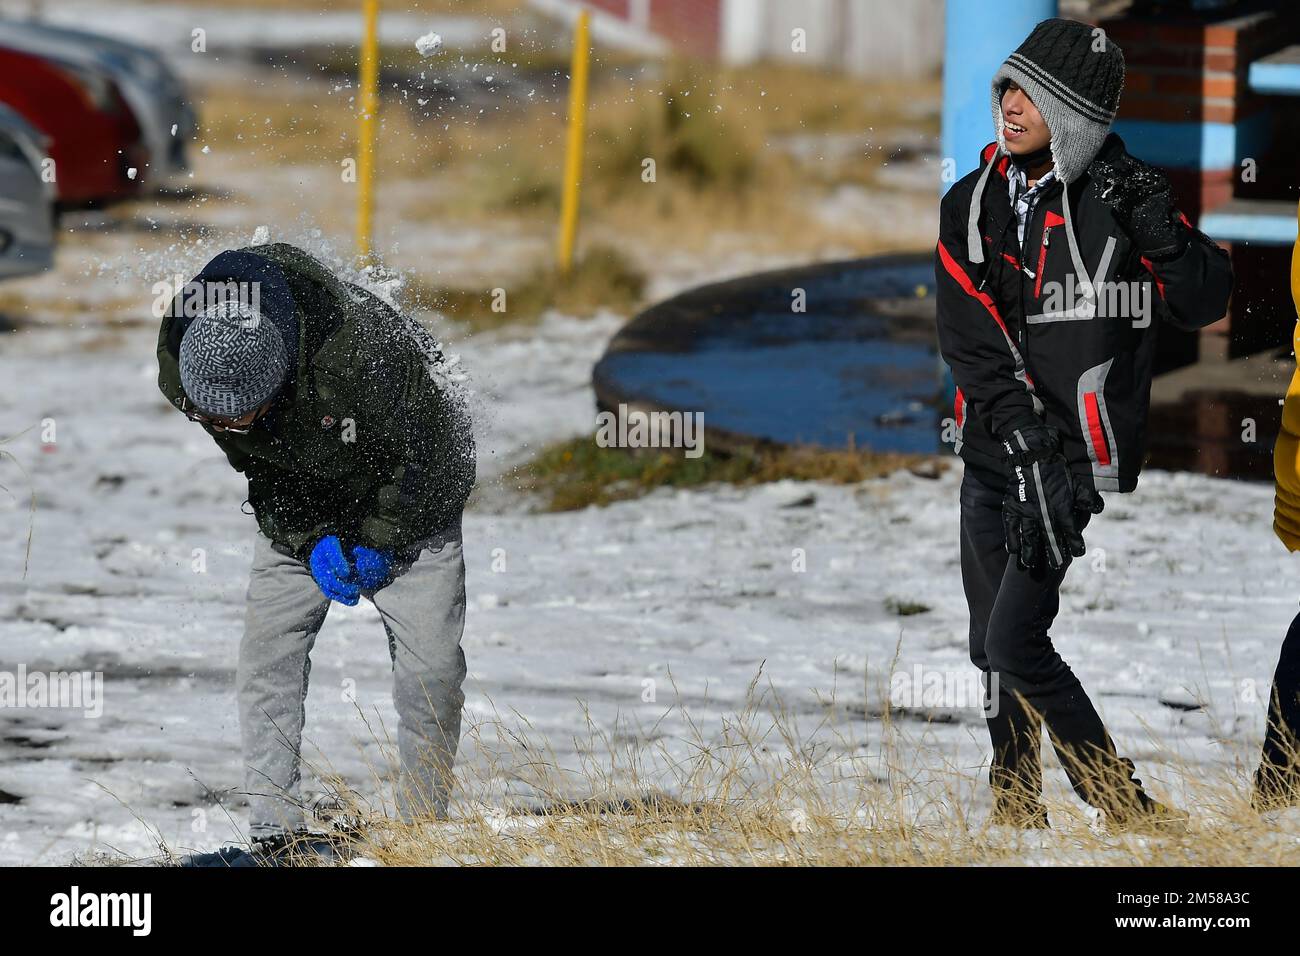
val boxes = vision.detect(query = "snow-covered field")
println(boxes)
[1,294,1296,863]
[0,7,1297,865]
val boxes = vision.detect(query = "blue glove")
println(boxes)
[352,545,394,591]
[308,535,360,605]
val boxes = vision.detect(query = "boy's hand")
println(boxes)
[999,425,1087,573]
[1073,482,1105,530]
[1090,154,1187,261]
[308,535,360,605]
[352,545,394,591]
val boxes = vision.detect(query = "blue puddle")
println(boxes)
[595,256,942,453]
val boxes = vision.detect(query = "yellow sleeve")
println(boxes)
[1274,200,1300,551]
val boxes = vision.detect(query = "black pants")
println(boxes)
[1259,609,1300,787]
[960,467,1148,813]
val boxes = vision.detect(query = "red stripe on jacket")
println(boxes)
[1083,392,1111,466]
[937,239,1014,343]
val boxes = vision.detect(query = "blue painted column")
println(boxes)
[938,0,1056,415]
[940,0,1057,196]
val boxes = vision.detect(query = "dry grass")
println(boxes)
[403,243,646,329]
[152,670,1300,867]
[196,85,372,167]
[189,51,938,300]
[432,59,940,259]
[509,436,941,511]
[0,290,34,330]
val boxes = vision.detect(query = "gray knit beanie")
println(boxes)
[966,18,1125,315]
[179,298,289,418]
[990,18,1126,186]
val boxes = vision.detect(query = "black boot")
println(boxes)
[178,828,352,867]
[1099,797,1189,835]
[987,689,1048,828]
[991,795,1051,829]
[1254,611,1300,812]
[1252,763,1300,813]
[249,828,352,866]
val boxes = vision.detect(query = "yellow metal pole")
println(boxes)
[558,9,591,274]
[356,0,379,261]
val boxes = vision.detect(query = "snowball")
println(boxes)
[415,31,442,56]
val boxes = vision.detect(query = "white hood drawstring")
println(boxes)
[1060,187,1095,316]
[967,148,1000,265]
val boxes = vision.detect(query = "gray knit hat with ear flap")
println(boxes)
[991,17,1125,185]
[967,18,1125,316]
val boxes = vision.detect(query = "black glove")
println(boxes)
[1072,481,1105,531]
[999,424,1087,573]
[1089,153,1187,261]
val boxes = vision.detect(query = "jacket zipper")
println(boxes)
[1018,189,1058,364]
[1033,226,1052,299]
[1018,209,1037,357]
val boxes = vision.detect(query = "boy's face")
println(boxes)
[184,398,274,434]
[1000,81,1051,155]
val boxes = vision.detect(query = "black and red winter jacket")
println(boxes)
[935,133,1234,493]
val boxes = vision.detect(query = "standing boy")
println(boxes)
[935,19,1233,828]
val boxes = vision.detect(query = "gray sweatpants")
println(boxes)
[235,522,467,836]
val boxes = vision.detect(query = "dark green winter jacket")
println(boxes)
[157,243,475,559]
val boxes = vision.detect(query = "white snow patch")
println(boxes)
[415,32,443,57]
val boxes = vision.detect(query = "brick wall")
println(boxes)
[1099,6,1300,362]
[1099,9,1298,217]
[1101,12,1291,123]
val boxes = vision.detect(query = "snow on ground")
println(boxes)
[0,297,1294,863]
[0,12,1294,864]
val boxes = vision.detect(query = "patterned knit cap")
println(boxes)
[179,298,289,418]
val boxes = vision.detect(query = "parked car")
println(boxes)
[0,102,55,280]
[0,45,146,206]
[0,18,194,185]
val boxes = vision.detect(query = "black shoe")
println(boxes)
[991,798,1051,829]
[250,828,352,866]
[178,845,261,867]
[1097,799,1189,835]
[178,829,352,868]
[1252,765,1300,813]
